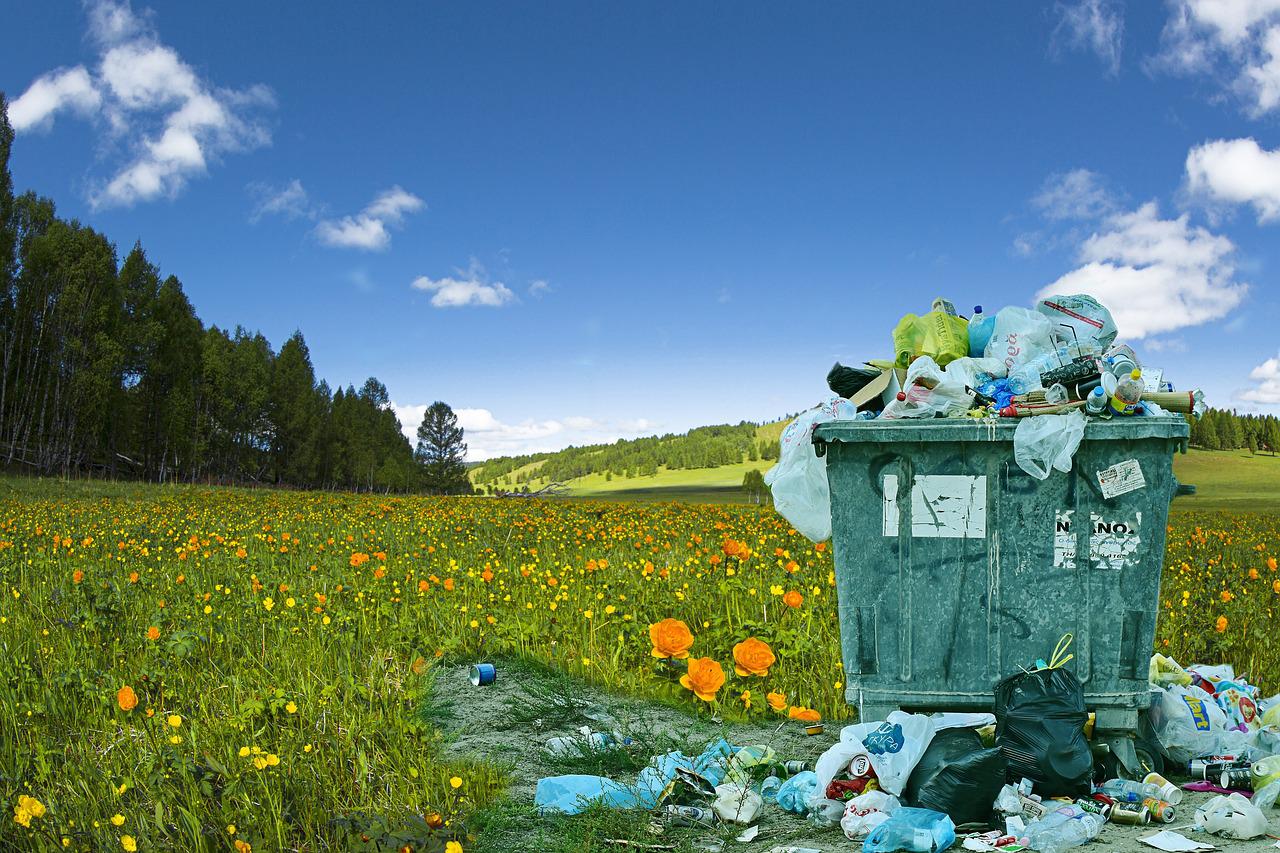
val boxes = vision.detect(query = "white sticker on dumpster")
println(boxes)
[1054,510,1076,569]
[882,474,986,539]
[1097,459,1145,499]
[1053,510,1143,570]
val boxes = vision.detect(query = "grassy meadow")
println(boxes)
[1,459,1277,850]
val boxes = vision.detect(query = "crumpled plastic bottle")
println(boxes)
[1022,807,1103,853]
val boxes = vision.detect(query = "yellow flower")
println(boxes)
[227,824,236,835]
[266,754,279,766]
[446,843,463,853]
[450,776,463,789]
[285,701,297,714]
[121,836,137,852]
[739,689,753,709]
[263,597,274,611]
[239,746,250,757]
[18,796,46,819]
[167,714,182,728]
[111,814,125,826]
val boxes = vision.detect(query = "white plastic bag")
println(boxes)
[1037,294,1118,352]
[984,307,1055,375]
[838,711,936,797]
[879,356,974,419]
[712,783,763,824]
[764,396,857,542]
[812,740,874,805]
[1013,410,1087,480]
[943,357,1007,390]
[1149,684,1252,765]
[1193,793,1267,839]
[841,791,901,840]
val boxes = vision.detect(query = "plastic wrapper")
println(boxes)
[775,770,819,814]
[902,728,1006,826]
[764,396,857,542]
[1147,684,1254,766]
[893,305,970,368]
[994,667,1092,798]
[1193,793,1267,839]
[812,739,875,806]
[1148,654,1192,687]
[1013,410,1086,481]
[841,791,901,840]
[712,783,762,824]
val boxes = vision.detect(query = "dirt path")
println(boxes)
[431,660,1279,853]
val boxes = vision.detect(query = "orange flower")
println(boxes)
[767,691,787,712]
[417,580,429,592]
[443,578,455,592]
[146,626,160,641]
[733,637,776,677]
[373,567,386,580]
[128,571,139,584]
[1272,579,1280,594]
[1215,616,1228,632]
[481,569,494,583]
[679,657,726,702]
[1249,568,1260,580]
[1219,590,1234,602]
[72,570,84,584]
[349,552,369,568]
[1269,557,1278,571]
[783,590,804,608]
[117,685,138,712]
[649,618,694,659]
[788,705,821,722]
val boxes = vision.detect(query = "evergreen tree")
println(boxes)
[270,331,319,485]
[416,402,470,495]
[1268,420,1280,457]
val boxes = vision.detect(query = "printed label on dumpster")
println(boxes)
[1097,459,1145,499]
[1053,510,1142,570]
[882,474,986,539]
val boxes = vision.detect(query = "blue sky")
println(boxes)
[5,1,1280,458]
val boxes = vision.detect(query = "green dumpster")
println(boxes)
[811,416,1189,740]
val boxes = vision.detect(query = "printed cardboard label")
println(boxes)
[1097,459,1145,499]
[882,474,986,539]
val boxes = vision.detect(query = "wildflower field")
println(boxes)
[1,477,1276,851]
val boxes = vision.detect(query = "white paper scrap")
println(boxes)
[1140,830,1217,852]
[1097,458,1146,498]
[736,826,760,843]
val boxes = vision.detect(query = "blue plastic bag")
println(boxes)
[535,738,738,815]
[775,770,818,814]
[863,807,955,853]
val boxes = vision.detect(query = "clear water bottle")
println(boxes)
[1023,808,1103,853]
[969,305,995,357]
[760,776,782,804]
[1085,386,1107,415]
[1099,778,1161,803]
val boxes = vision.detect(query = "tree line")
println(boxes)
[0,95,470,494]
[1190,408,1280,454]
[472,422,779,488]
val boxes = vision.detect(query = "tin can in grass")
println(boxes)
[1074,798,1111,820]
[664,805,715,827]
[805,722,824,736]
[468,663,496,686]
[1142,798,1175,823]
[1220,768,1253,791]
[784,760,811,775]
[1110,803,1149,825]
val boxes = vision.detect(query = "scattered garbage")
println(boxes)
[775,771,819,814]
[840,790,901,840]
[1193,792,1268,839]
[712,783,763,824]
[863,806,957,853]
[1139,829,1217,852]
[469,662,496,686]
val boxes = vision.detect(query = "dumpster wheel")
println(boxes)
[1093,734,1163,781]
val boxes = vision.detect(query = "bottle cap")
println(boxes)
[1089,387,1105,399]
[1130,369,1141,380]
[974,305,983,314]
[896,391,906,401]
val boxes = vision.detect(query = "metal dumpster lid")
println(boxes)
[812,416,1189,444]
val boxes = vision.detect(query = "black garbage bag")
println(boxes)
[903,728,1006,825]
[994,666,1092,797]
[826,362,882,399]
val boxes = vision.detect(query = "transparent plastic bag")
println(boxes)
[985,307,1055,375]
[764,397,857,542]
[1036,294,1118,352]
[1012,410,1086,481]
[863,807,956,853]
[776,770,819,814]
[880,357,974,420]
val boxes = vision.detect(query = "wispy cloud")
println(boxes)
[1051,0,1125,76]
[410,259,517,308]
[248,178,318,223]
[1033,168,1118,220]
[527,279,551,298]
[9,0,273,208]
[1148,0,1280,117]
[1238,351,1280,404]
[1186,137,1280,222]
[314,186,425,251]
[1036,200,1248,338]
[390,403,659,460]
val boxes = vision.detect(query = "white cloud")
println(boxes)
[1051,0,1125,75]
[528,279,551,298]
[411,274,515,308]
[9,1,273,208]
[1144,336,1189,352]
[390,403,659,460]
[1150,1,1280,116]
[1187,137,1280,222]
[314,185,424,251]
[248,179,316,223]
[1033,168,1117,220]
[1238,352,1280,403]
[1037,201,1248,338]
[8,67,102,131]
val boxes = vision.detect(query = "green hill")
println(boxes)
[473,422,1280,511]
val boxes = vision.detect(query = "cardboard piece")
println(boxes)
[848,366,905,412]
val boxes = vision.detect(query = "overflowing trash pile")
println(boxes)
[533,651,1280,852]
[767,294,1207,543]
